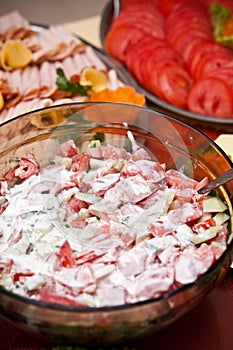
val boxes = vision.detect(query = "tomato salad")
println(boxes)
[0,135,230,307]
[105,0,233,118]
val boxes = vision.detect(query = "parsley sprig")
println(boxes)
[56,68,92,96]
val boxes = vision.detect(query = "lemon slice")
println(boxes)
[30,110,66,129]
[1,40,32,71]
[79,67,107,93]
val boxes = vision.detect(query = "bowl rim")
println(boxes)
[0,101,232,312]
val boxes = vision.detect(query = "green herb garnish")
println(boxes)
[56,68,92,96]
[210,2,233,48]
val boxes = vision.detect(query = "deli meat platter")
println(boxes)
[0,10,144,125]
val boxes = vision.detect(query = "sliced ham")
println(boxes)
[32,26,85,63]
[85,45,107,71]
[0,98,53,123]
[39,61,59,98]
[0,10,33,41]
[21,65,40,100]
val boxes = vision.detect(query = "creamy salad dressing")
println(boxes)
[0,136,230,307]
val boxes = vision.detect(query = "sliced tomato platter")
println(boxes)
[101,0,233,130]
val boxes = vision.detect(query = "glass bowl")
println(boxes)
[0,102,232,347]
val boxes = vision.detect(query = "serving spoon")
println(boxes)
[198,167,233,194]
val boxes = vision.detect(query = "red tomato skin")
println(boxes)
[206,67,233,91]
[105,24,144,63]
[193,53,232,79]
[39,292,87,306]
[157,0,190,16]
[60,140,77,157]
[170,28,211,55]
[157,64,193,108]
[188,41,233,78]
[187,77,233,118]
[111,12,165,40]
[56,240,76,268]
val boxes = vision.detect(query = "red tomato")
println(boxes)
[68,196,88,213]
[157,63,193,108]
[56,240,76,268]
[193,53,232,78]
[157,0,190,16]
[112,15,165,40]
[125,37,164,73]
[4,155,40,181]
[187,77,233,118]
[188,41,233,78]
[182,37,210,63]
[39,292,87,306]
[206,67,233,91]
[113,6,165,25]
[165,2,209,26]
[105,24,144,63]
[139,44,184,90]
[168,26,211,51]
[13,271,34,283]
[121,0,165,20]
[60,140,77,157]
[166,7,211,40]
[143,43,184,82]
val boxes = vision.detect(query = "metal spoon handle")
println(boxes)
[198,168,233,194]
[113,0,121,18]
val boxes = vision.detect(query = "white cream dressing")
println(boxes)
[0,139,230,307]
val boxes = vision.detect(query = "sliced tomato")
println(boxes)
[165,2,209,26]
[60,139,77,157]
[113,6,165,26]
[145,60,187,100]
[182,37,208,63]
[121,0,165,20]
[56,240,76,268]
[157,63,193,108]
[157,0,190,16]
[68,196,88,213]
[135,43,183,89]
[143,43,184,84]
[105,24,144,63]
[193,53,232,78]
[168,26,211,50]
[188,41,233,78]
[112,16,165,40]
[125,37,164,74]
[4,155,40,181]
[39,292,87,306]
[187,77,233,118]
[13,271,34,283]
[166,6,211,40]
[206,67,233,91]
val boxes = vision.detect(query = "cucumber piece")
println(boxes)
[213,212,229,225]
[190,226,219,245]
[203,197,227,213]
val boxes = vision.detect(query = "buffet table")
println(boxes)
[0,14,233,350]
